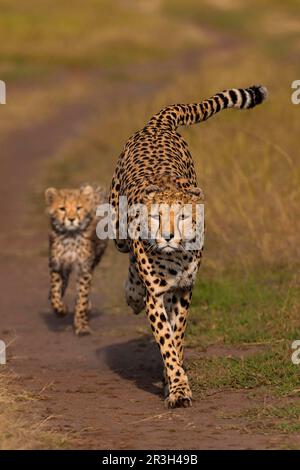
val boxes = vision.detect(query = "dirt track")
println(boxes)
[0,50,297,450]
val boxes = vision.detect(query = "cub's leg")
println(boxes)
[61,267,71,298]
[125,257,146,314]
[145,292,192,408]
[74,269,92,336]
[49,270,68,316]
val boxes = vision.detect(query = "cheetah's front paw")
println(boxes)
[165,384,192,409]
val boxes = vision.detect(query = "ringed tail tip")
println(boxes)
[247,84,268,108]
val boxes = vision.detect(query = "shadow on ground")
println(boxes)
[99,334,163,397]
[40,308,103,332]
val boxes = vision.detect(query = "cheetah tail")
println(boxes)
[148,85,268,131]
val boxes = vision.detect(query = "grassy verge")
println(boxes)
[188,341,300,398]
[227,401,300,435]
[187,268,300,435]
[189,268,300,346]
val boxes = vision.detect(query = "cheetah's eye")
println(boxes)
[77,206,83,211]
[59,207,65,212]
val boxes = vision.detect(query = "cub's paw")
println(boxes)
[165,385,192,409]
[53,304,68,317]
[74,323,91,336]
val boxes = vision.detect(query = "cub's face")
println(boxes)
[45,186,95,233]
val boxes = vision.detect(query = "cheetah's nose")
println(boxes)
[164,232,174,241]
[68,217,75,223]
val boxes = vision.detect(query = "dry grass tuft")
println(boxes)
[0,370,73,449]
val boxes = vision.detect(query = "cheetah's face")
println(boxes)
[144,185,204,253]
[45,185,95,233]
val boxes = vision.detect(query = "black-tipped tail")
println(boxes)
[229,85,268,109]
[148,85,268,130]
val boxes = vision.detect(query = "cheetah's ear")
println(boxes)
[174,177,190,188]
[188,187,205,201]
[45,187,57,205]
[144,185,161,196]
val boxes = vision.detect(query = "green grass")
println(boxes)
[222,401,300,435]
[188,342,300,398]
[187,268,300,404]
[187,269,300,405]
[188,268,300,346]
[246,402,300,433]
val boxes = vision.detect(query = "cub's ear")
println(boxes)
[144,185,161,197]
[188,187,205,200]
[45,187,57,205]
[94,185,108,203]
[80,184,94,197]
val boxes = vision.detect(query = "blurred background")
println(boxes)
[1,0,300,449]
[1,0,299,267]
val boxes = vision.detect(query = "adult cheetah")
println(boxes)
[109,85,267,407]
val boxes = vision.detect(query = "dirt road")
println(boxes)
[0,50,296,450]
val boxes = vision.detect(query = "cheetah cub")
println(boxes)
[45,184,107,335]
